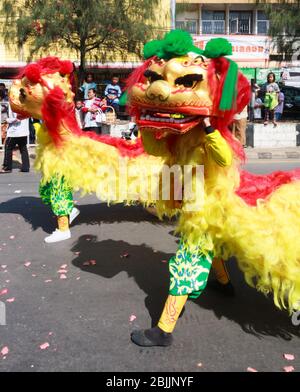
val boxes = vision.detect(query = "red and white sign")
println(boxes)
[193,35,271,63]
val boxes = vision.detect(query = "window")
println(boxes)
[202,11,225,34]
[257,11,269,35]
[175,20,198,35]
[230,11,252,34]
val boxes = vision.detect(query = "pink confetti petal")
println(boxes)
[129,314,137,322]
[1,265,7,269]
[83,261,90,266]
[1,347,9,356]
[60,264,67,269]
[32,274,37,278]
[76,277,81,281]
[6,298,15,303]
[284,354,295,361]
[74,252,80,256]
[48,332,53,336]
[5,280,10,283]
[57,269,68,274]
[24,262,31,267]
[0,289,8,296]
[120,252,129,258]
[89,260,97,266]
[161,260,168,263]
[39,342,50,350]
[44,280,52,283]
[60,274,67,280]
[9,235,15,240]
[247,367,258,372]
[283,366,295,372]
[197,363,203,367]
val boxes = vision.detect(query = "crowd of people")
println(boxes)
[75,73,122,134]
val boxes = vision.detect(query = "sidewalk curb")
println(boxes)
[246,149,300,160]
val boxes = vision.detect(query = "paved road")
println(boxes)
[0,161,299,372]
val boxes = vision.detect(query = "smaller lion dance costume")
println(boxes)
[9,31,300,347]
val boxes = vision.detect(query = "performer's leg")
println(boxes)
[209,257,235,296]
[212,257,230,284]
[42,176,79,243]
[131,239,213,347]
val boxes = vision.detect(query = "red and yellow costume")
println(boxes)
[9,31,300,347]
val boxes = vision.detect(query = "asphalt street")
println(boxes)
[0,160,300,372]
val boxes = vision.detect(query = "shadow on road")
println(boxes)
[71,235,300,341]
[0,196,168,233]
[71,235,171,326]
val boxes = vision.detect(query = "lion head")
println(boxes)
[9,57,75,120]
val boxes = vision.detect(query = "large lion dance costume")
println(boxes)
[9,30,300,347]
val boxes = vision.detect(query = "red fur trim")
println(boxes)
[236,169,300,206]
[208,58,251,161]
[24,64,42,84]
[59,60,74,75]
[41,86,67,146]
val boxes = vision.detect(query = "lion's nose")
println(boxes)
[146,81,171,102]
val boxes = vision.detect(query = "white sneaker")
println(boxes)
[69,207,80,225]
[44,229,71,243]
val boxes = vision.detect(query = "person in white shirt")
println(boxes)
[1,104,30,173]
[81,88,104,134]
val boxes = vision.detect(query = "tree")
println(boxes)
[258,0,300,62]
[1,0,163,80]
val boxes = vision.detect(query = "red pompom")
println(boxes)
[24,64,41,84]
[59,60,73,75]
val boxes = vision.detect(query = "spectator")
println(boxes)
[75,100,84,129]
[261,72,280,95]
[0,89,9,144]
[274,91,285,122]
[253,90,263,121]
[0,83,8,100]
[1,104,30,173]
[264,85,278,127]
[79,73,97,100]
[231,105,248,148]
[104,76,122,114]
[81,88,104,134]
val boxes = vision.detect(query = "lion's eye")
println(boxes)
[19,88,27,100]
[144,70,164,84]
[192,56,205,66]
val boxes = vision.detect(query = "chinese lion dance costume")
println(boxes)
[9,30,300,347]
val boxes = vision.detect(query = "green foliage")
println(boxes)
[1,0,162,75]
[257,0,300,59]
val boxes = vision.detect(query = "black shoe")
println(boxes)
[0,169,12,174]
[20,169,30,172]
[131,326,173,347]
[207,280,236,297]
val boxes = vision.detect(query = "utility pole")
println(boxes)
[171,0,176,30]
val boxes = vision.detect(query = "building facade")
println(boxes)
[175,0,276,69]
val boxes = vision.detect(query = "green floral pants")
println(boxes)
[39,175,74,217]
[169,239,214,299]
